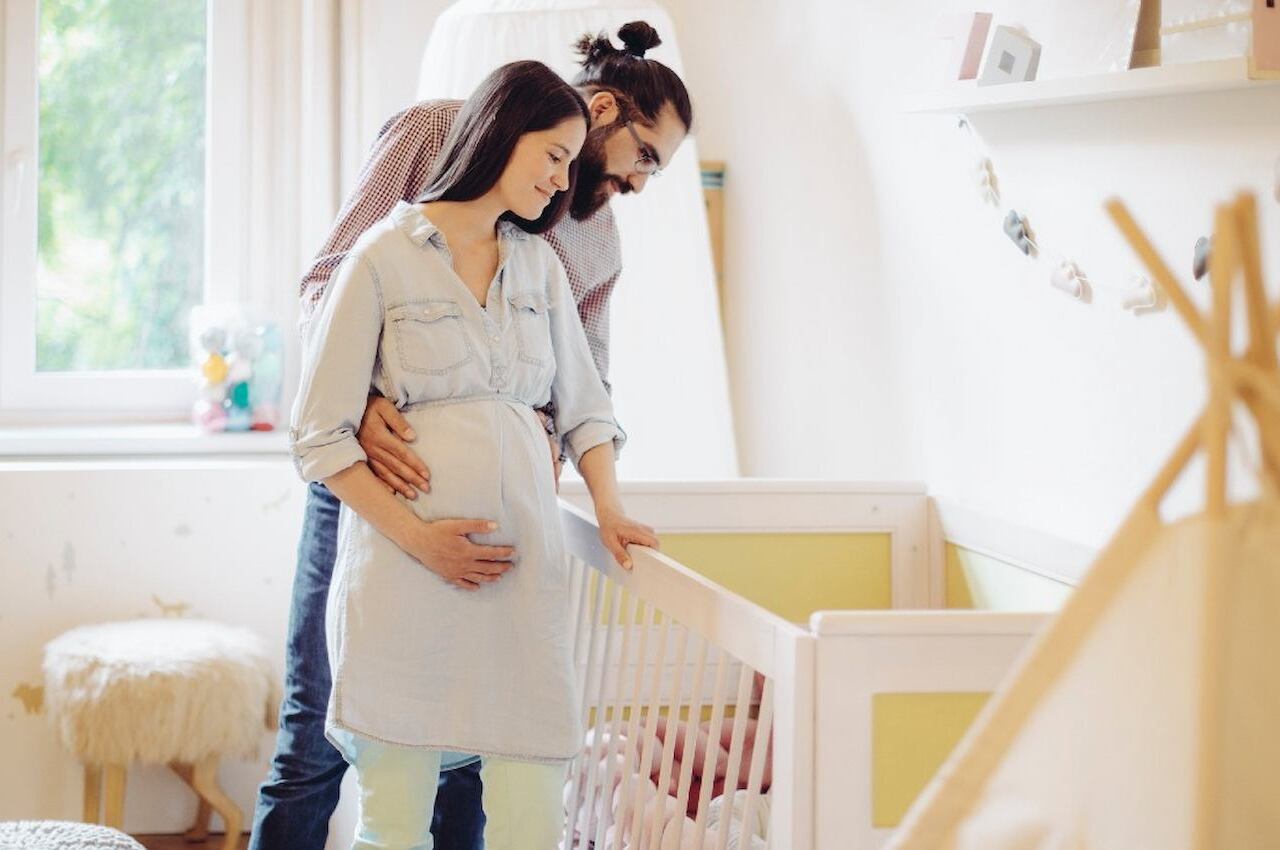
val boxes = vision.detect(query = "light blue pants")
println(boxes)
[335,731,565,850]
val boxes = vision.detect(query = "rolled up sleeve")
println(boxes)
[289,253,384,482]
[542,243,626,466]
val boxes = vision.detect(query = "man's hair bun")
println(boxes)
[617,21,661,57]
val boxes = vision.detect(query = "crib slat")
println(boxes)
[563,557,590,848]
[668,638,713,850]
[565,567,608,849]
[691,648,733,850]
[593,588,642,849]
[612,601,658,850]
[736,678,775,848]
[715,665,757,850]
[646,622,690,849]
[629,612,673,849]
[578,581,624,847]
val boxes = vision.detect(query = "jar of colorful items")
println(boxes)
[190,307,283,433]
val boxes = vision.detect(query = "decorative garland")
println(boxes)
[953,117,1260,315]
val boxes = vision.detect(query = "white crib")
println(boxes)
[556,482,1050,850]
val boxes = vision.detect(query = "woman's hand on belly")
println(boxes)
[324,461,513,591]
[403,518,516,591]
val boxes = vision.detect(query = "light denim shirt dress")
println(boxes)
[290,201,623,763]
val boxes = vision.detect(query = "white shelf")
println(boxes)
[0,423,289,458]
[904,57,1280,114]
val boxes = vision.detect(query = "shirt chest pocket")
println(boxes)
[388,300,473,375]
[508,290,552,369]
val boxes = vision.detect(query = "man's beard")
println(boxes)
[571,123,632,220]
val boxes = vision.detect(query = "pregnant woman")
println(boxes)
[289,60,658,850]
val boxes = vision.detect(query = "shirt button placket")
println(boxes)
[484,317,503,389]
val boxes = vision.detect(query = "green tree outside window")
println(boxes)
[36,0,206,372]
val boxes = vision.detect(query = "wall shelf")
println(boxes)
[904,57,1280,114]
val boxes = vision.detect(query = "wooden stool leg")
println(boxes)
[190,756,242,850]
[83,764,103,823]
[170,762,213,842]
[103,764,127,830]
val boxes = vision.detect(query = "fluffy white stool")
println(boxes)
[43,619,277,850]
[0,820,144,849]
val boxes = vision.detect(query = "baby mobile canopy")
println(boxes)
[887,191,1280,850]
[418,0,738,478]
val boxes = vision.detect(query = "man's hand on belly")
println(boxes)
[359,394,431,499]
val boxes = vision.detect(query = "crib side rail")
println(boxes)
[560,500,803,678]
[559,500,814,850]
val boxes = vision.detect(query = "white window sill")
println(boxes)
[0,423,289,459]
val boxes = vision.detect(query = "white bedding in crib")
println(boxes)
[563,730,771,849]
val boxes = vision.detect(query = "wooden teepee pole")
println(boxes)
[1191,200,1244,850]
[1231,193,1280,492]
[1204,203,1238,518]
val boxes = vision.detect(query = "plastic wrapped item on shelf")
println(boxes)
[189,305,283,434]
[931,12,994,83]
[1161,0,1253,64]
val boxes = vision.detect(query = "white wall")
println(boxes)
[340,0,454,183]
[665,0,1280,547]
[661,0,912,484]
[0,461,305,831]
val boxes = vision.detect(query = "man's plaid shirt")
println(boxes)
[299,99,621,389]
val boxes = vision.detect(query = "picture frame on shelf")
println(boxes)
[979,26,1042,86]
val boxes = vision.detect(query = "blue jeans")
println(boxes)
[249,483,485,850]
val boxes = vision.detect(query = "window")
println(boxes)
[36,0,207,374]
[2,0,257,420]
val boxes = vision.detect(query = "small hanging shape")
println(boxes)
[1193,236,1211,282]
[975,157,1000,205]
[1050,260,1090,300]
[1121,273,1165,315]
[1003,209,1036,256]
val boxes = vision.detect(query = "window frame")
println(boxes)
[0,0,262,422]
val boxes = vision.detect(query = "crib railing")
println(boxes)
[558,501,815,850]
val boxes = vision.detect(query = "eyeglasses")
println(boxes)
[624,121,663,177]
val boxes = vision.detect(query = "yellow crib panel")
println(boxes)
[870,691,991,828]
[660,532,893,622]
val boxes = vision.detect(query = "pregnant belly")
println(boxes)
[395,400,555,540]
